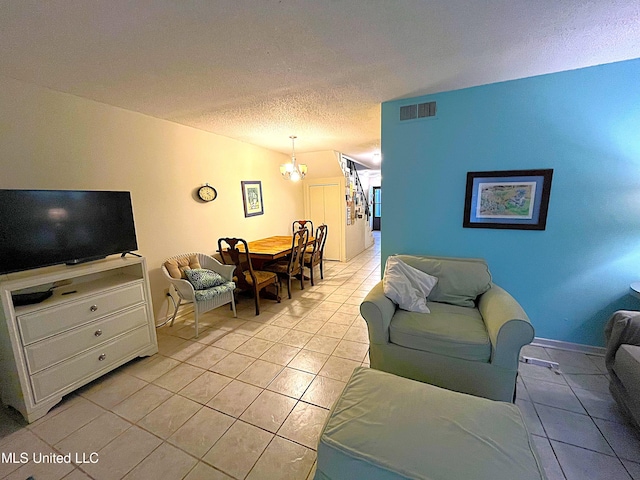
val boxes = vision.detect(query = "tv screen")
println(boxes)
[0,190,138,275]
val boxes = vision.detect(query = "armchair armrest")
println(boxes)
[360,281,397,344]
[166,275,197,302]
[604,310,640,372]
[200,255,235,282]
[478,284,534,368]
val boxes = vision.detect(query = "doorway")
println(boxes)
[308,183,342,261]
[373,186,381,231]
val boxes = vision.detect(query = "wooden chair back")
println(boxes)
[302,224,328,286]
[218,237,281,315]
[292,220,314,236]
[311,224,327,264]
[287,227,309,276]
[217,238,256,291]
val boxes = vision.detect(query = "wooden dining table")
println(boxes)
[220,235,316,298]
[240,235,315,262]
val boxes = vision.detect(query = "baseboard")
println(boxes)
[531,337,605,356]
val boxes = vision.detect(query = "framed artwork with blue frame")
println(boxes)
[463,169,553,230]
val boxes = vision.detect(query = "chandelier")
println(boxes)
[280,135,307,182]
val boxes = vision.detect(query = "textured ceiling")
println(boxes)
[1,1,639,168]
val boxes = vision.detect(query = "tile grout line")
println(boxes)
[522,345,640,479]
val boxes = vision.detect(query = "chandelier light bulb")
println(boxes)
[280,135,307,181]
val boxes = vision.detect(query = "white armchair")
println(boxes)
[161,253,236,338]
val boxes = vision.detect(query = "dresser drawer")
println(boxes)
[24,305,149,375]
[30,325,152,403]
[18,282,145,345]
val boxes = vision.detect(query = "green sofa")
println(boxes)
[360,255,534,402]
[604,310,640,429]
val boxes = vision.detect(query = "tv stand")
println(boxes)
[11,290,53,307]
[121,251,142,258]
[0,256,158,423]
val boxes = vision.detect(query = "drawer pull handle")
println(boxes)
[94,329,103,337]
[98,354,107,361]
[90,305,98,312]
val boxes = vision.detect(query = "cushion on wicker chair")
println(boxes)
[164,255,202,279]
[194,281,236,301]
[184,268,226,289]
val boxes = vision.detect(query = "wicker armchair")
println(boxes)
[161,253,236,338]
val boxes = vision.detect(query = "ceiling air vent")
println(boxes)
[400,101,436,121]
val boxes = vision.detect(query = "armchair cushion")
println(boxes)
[389,302,491,362]
[164,255,202,279]
[398,255,491,307]
[185,268,226,289]
[194,281,236,301]
[383,256,438,313]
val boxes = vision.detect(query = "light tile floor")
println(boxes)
[1,232,639,479]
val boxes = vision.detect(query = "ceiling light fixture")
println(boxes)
[280,135,307,182]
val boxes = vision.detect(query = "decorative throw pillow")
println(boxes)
[396,255,492,307]
[383,256,438,313]
[184,268,226,290]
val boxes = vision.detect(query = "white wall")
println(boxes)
[0,77,304,320]
[348,168,379,258]
[346,218,367,261]
[358,169,381,197]
[355,169,380,235]
[296,151,343,179]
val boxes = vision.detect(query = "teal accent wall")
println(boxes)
[381,58,640,347]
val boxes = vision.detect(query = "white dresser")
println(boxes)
[0,256,158,422]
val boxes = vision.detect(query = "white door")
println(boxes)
[309,184,341,261]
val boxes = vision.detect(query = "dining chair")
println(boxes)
[263,227,309,299]
[161,253,237,338]
[218,238,281,315]
[303,224,328,286]
[293,219,316,256]
[292,219,314,237]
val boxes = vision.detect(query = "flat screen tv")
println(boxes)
[0,190,139,275]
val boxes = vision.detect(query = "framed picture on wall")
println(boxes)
[241,180,264,217]
[463,169,553,230]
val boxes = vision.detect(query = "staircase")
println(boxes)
[343,156,375,248]
[344,158,371,218]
